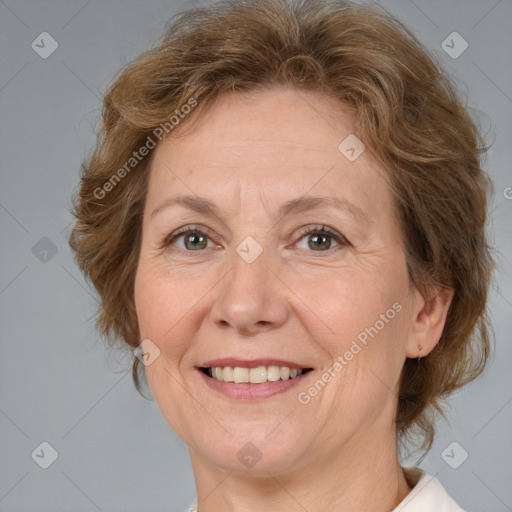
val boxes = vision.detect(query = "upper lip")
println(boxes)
[200,358,312,369]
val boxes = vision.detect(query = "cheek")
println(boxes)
[133,264,193,376]
[134,260,205,340]
[303,271,402,341]
[303,266,410,393]
[134,265,199,433]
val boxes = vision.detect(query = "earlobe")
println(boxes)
[405,286,454,359]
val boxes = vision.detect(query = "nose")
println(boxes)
[209,246,290,336]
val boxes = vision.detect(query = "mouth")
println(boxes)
[196,359,314,400]
[199,365,313,384]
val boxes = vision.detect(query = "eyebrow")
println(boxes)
[150,194,370,224]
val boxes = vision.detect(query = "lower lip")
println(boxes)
[197,369,311,400]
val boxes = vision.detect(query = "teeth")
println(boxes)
[280,366,290,380]
[233,367,249,383]
[267,365,281,381]
[207,365,307,383]
[249,366,267,383]
[222,366,234,382]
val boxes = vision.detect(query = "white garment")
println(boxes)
[186,469,465,511]
[392,470,465,512]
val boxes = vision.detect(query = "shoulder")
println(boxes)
[394,468,466,512]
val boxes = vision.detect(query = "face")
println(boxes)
[134,87,417,476]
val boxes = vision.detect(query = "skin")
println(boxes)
[134,86,453,512]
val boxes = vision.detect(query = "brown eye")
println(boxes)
[308,233,333,251]
[295,225,349,253]
[182,232,208,250]
[164,227,214,251]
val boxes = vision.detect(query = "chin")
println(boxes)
[192,429,308,475]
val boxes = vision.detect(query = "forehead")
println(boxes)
[146,87,393,220]
[155,88,352,166]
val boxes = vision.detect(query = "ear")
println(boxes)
[405,286,454,358]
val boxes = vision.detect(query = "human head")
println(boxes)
[69,0,493,455]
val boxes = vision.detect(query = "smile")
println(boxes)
[197,360,314,400]
[200,365,312,383]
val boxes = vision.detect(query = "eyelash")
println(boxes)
[160,224,350,254]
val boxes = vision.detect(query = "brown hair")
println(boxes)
[69,0,493,454]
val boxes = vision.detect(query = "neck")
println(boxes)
[189,431,412,512]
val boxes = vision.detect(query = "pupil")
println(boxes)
[310,234,330,250]
[186,233,205,249]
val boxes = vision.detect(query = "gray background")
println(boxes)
[0,0,511,511]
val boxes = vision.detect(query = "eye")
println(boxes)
[161,224,350,254]
[162,226,216,251]
[294,225,349,252]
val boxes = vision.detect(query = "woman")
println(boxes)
[69,1,493,510]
